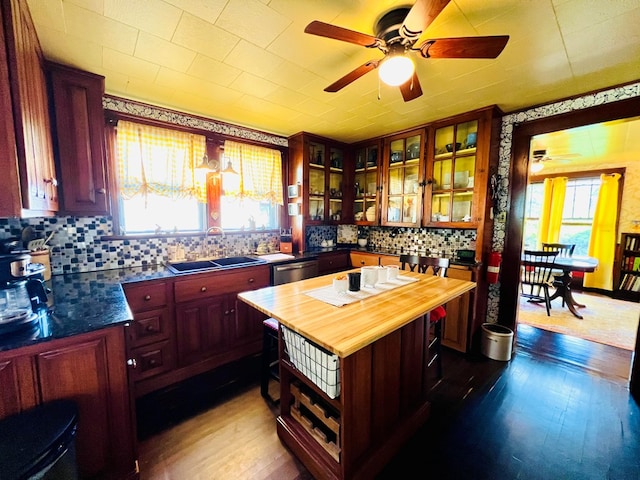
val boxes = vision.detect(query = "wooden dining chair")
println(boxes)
[542,243,575,306]
[520,250,559,316]
[400,254,449,378]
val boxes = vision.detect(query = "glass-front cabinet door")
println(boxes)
[308,140,326,222]
[382,129,425,226]
[307,139,345,223]
[429,120,477,225]
[353,142,379,224]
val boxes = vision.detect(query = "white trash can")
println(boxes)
[481,323,514,361]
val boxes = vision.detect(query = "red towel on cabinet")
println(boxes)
[430,305,446,323]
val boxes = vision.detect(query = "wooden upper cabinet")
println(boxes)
[0,0,58,216]
[47,62,110,215]
[381,128,426,226]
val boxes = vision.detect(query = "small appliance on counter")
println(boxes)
[280,228,293,253]
[0,239,49,337]
[455,249,476,264]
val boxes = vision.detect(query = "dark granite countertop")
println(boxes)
[0,248,478,352]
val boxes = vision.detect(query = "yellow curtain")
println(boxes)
[222,140,283,205]
[116,120,207,203]
[583,173,621,290]
[537,177,567,247]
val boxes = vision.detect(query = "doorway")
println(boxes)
[517,121,640,353]
[498,95,640,393]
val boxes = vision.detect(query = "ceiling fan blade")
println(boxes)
[305,21,381,48]
[401,0,451,42]
[324,60,380,93]
[399,72,423,101]
[417,35,509,58]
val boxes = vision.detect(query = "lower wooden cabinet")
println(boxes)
[443,265,476,352]
[0,326,137,479]
[350,251,400,267]
[318,250,350,275]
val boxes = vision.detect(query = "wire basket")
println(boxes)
[281,325,340,399]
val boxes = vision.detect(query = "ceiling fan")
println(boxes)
[304,0,509,101]
[529,149,582,173]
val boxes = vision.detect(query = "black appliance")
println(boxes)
[0,240,48,336]
[455,249,476,264]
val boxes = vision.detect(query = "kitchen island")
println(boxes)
[238,269,476,480]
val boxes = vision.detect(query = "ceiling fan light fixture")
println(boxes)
[530,160,544,173]
[378,54,414,86]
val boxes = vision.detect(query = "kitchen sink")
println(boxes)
[165,256,266,274]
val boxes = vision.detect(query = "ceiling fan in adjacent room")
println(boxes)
[529,149,582,173]
[304,0,509,101]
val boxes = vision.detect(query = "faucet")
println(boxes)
[202,226,225,257]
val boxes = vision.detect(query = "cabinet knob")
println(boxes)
[43,178,58,186]
[144,295,151,301]
[224,310,229,315]
[360,261,365,265]
[200,286,207,292]
[145,325,155,332]
[127,358,137,369]
[230,308,235,314]
[148,359,156,366]
[96,188,106,194]
[248,278,254,283]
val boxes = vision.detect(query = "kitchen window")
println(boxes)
[114,120,283,234]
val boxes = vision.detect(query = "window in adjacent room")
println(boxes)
[524,175,601,255]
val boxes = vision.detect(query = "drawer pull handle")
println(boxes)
[127,358,137,368]
[148,359,157,366]
[201,286,207,292]
[145,325,155,332]
[230,308,235,314]
[144,295,151,301]
[248,278,255,283]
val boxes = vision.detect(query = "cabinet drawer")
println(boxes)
[448,266,473,281]
[124,282,168,311]
[379,254,400,267]
[174,265,270,303]
[127,307,172,348]
[350,252,379,267]
[129,339,175,382]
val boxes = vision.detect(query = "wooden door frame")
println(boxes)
[497,96,640,394]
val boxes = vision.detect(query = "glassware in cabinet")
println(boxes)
[328,146,344,221]
[383,130,423,226]
[429,120,477,225]
[354,143,379,223]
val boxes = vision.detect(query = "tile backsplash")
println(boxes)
[1,216,477,276]
[0,216,278,275]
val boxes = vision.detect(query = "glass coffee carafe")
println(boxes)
[0,280,34,326]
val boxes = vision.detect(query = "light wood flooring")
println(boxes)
[137,326,638,479]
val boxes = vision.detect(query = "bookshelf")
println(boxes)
[616,232,640,302]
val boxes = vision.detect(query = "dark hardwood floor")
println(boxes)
[138,326,639,479]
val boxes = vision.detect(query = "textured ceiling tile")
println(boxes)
[163,0,227,23]
[228,72,280,98]
[63,3,138,55]
[264,60,317,91]
[224,39,284,78]
[135,32,196,72]
[26,0,66,32]
[103,48,159,82]
[215,0,291,49]
[31,24,103,70]
[187,54,242,87]
[172,12,239,61]
[66,0,104,15]
[104,0,181,40]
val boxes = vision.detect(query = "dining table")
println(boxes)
[547,255,599,319]
[237,268,476,480]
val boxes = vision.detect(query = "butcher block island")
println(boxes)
[238,269,476,480]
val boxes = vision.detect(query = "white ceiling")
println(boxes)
[26,0,640,147]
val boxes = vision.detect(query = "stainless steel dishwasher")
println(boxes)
[271,259,318,285]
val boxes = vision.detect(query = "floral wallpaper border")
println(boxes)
[486,81,640,323]
[103,95,288,148]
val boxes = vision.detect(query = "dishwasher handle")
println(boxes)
[274,262,316,272]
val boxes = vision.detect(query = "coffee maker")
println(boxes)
[0,239,48,336]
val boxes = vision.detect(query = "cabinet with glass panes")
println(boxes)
[306,140,345,223]
[353,141,380,224]
[428,119,478,226]
[381,129,425,226]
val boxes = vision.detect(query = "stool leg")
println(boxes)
[260,325,271,399]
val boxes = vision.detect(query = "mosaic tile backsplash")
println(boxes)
[0,216,477,276]
[0,216,279,275]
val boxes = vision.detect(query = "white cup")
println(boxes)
[385,265,399,280]
[333,277,348,294]
[361,266,378,287]
[376,265,389,283]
